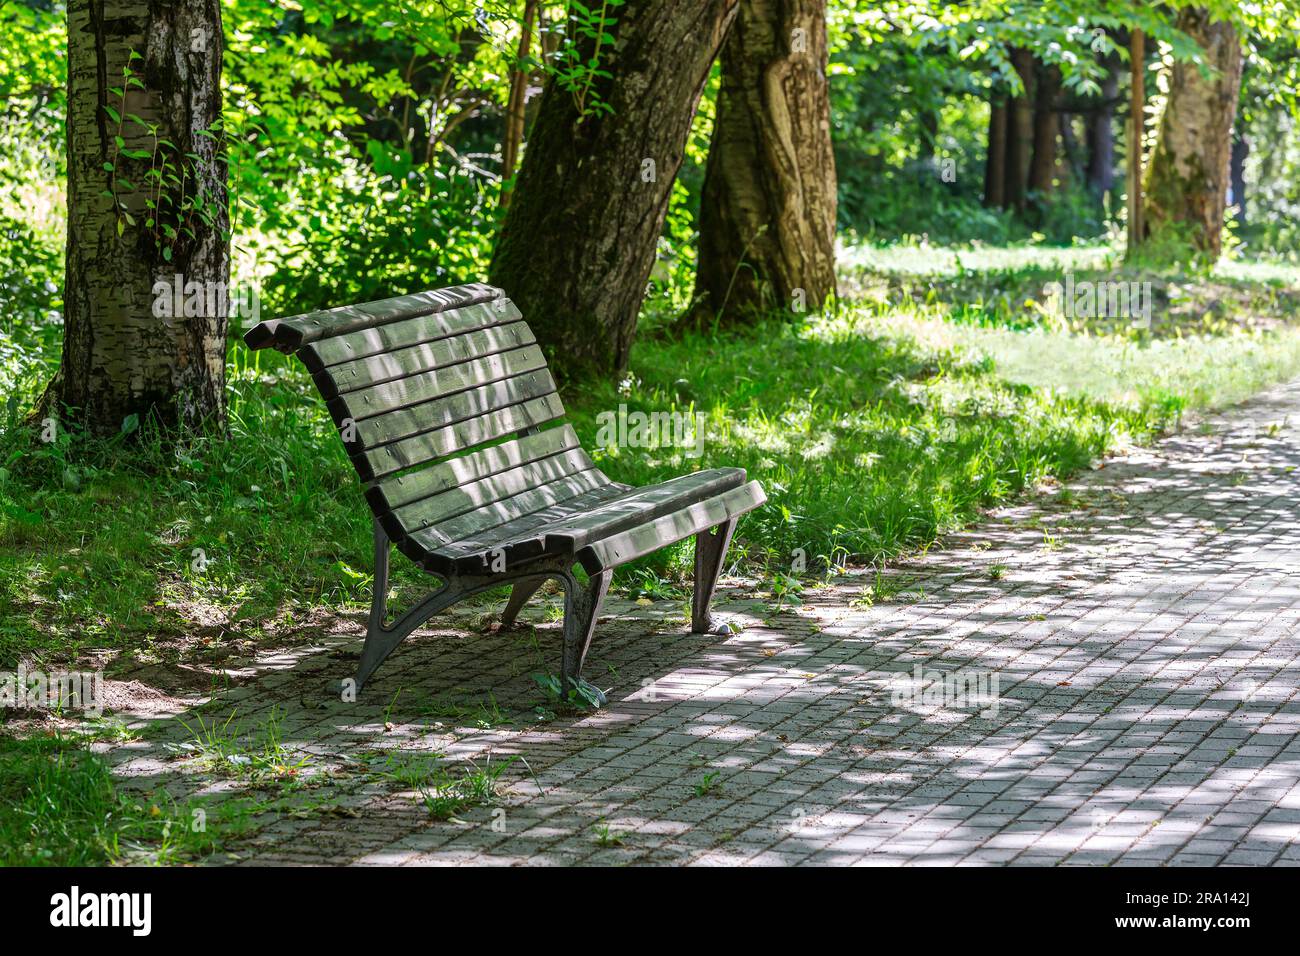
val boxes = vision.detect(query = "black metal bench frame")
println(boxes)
[245,284,764,703]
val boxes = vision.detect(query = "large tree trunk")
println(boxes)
[1004,48,1035,210]
[42,0,229,436]
[490,0,739,378]
[1028,62,1061,195]
[688,0,836,324]
[1141,8,1243,261]
[1085,59,1118,197]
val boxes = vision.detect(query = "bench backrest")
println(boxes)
[244,284,608,553]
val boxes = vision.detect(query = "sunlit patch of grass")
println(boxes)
[949,322,1300,413]
[567,286,1300,581]
[0,730,239,866]
[839,240,1113,278]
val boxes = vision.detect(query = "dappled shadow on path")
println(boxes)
[102,380,1300,866]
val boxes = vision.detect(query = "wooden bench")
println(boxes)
[244,283,766,702]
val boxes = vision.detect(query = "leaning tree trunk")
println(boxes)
[1229,129,1248,227]
[1141,8,1243,262]
[1126,28,1146,254]
[41,0,229,436]
[499,0,538,208]
[490,0,739,378]
[688,0,837,324]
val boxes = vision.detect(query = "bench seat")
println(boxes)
[244,283,766,702]
[401,464,753,574]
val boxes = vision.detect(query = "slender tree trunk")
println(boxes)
[1141,9,1243,261]
[490,0,740,378]
[500,0,538,208]
[1230,129,1248,227]
[1028,61,1061,195]
[918,107,939,167]
[688,0,837,324]
[1085,60,1118,197]
[984,96,1007,207]
[42,0,229,435]
[1126,28,1146,254]
[1004,48,1035,210]
[1059,112,1083,185]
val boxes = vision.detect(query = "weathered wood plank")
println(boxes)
[540,467,745,550]
[406,468,612,553]
[329,345,547,421]
[353,393,566,482]
[313,321,535,400]
[366,423,581,515]
[431,470,746,572]
[391,447,600,536]
[244,283,502,352]
[575,481,767,574]
[341,368,557,454]
[432,483,632,574]
[301,299,523,372]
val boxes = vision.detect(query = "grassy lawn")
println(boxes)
[4,244,1300,863]
[4,244,1300,670]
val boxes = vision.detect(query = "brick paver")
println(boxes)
[108,378,1300,865]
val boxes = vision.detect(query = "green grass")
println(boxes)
[169,706,310,785]
[3,245,1300,673]
[0,730,237,865]
[415,754,517,820]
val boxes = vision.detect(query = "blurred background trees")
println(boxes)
[2,0,1299,419]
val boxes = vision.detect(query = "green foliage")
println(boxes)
[552,0,627,120]
[101,53,225,259]
[221,0,516,311]
[0,730,227,866]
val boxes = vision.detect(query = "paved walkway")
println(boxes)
[108,379,1300,865]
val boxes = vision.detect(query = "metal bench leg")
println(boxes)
[692,517,736,634]
[560,569,612,705]
[502,575,548,627]
[354,521,462,691]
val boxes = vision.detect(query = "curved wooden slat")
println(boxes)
[243,283,502,352]
[366,424,582,515]
[302,299,522,372]
[328,345,548,423]
[313,321,536,400]
[340,369,557,454]
[352,393,566,482]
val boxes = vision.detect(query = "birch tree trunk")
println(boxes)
[688,0,837,324]
[1141,8,1243,262]
[490,0,740,378]
[42,0,229,436]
